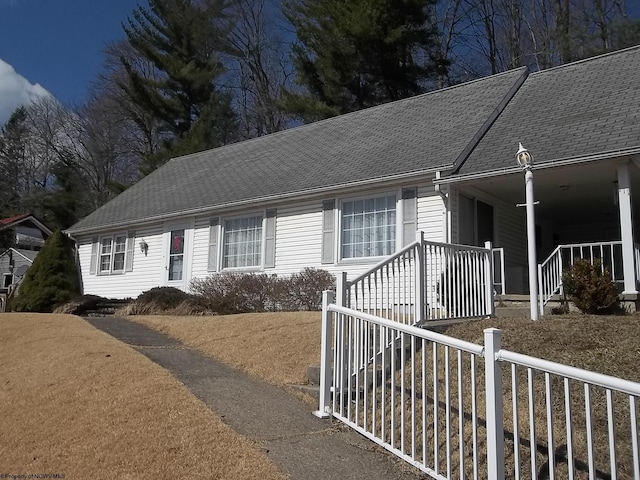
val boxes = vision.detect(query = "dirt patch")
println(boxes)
[0,313,286,480]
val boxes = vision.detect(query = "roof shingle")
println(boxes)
[454,46,640,177]
[68,68,527,234]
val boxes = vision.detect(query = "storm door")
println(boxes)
[167,229,185,281]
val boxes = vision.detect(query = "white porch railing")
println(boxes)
[538,241,626,313]
[315,298,640,479]
[341,232,498,326]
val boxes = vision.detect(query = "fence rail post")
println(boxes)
[484,327,505,480]
[314,290,334,419]
[415,231,425,324]
[484,241,495,317]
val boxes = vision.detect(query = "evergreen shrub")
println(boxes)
[562,259,620,314]
[12,230,80,312]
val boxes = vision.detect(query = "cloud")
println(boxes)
[0,58,51,125]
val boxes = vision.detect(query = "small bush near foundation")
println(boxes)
[562,259,619,314]
[289,268,336,310]
[53,295,107,315]
[137,287,193,310]
[189,273,278,314]
[190,268,335,314]
[121,287,208,315]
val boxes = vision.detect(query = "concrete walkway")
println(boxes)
[85,316,425,480]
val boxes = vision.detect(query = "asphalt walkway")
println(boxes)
[85,316,424,480]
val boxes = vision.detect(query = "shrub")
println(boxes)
[190,268,335,314]
[289,267,336,310]
[12,230,80,312]
[562,259,619,314]
[119,287,209,315]
[53,295,108,315]
[190,273,280,314]
[136,287,194,310]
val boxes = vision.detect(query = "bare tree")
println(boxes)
[227,0,292,138]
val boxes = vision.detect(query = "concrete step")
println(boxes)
[494,306,532,318]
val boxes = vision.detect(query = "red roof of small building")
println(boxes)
[0,214,31,227]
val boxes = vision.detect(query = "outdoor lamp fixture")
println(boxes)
[139,239,149,256]
[516,143,539,320]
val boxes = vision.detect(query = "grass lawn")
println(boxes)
[131,312,640,386]
[3,310,635,478]
[131,311,640,479]
[131,311,322,385]
[0,313,286,480]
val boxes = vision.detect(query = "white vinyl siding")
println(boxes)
[272,200,323,273]
[191,216,214,277]
[79,224,165,299]
[416,184,446,242]
[77,176,449,298]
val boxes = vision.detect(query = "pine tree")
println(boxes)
[0,107,28,214]
[120,0,237,173]
[284,0,440,121]
[11,230,80,312]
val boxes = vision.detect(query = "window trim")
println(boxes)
[220,212,265,271]
[338,190,400,263]
[97,233,128,275]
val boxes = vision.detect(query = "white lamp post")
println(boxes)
[516,143,539,320]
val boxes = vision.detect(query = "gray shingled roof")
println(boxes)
[454,45,640,177]
[68,68,526,234]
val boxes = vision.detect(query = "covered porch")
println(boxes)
[447,156,640,311]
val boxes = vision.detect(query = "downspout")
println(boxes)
[435,171,451,243]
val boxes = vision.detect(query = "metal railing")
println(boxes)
[316,298,640,479]
[494,340,640,480]
[538,241,625,313]
[341,232,497,326]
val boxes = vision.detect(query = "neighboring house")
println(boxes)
[0,214,52,311]
[66,46,640,303]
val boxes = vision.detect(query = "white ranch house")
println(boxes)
[67,46,640,312]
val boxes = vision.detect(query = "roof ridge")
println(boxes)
[531,45,640,76]
[168,67,530,165]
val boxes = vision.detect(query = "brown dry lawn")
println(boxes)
[131,311,640,478]
[132,311,322,385]
[130,311,640,387]
[0,313,286,480]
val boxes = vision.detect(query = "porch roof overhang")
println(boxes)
[436,148,640,231]
[435,147,640,186]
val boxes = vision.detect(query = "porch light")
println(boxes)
[139,239,149,256]
[516,143,539,320]
[516,143,533,169]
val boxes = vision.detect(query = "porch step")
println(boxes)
[495,306,532,318]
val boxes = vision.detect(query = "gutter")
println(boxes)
[435,147,640,185]
[65,166,449,236]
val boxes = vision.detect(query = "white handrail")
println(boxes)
[538,241,623,311]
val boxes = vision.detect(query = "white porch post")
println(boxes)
[617,163,637,294]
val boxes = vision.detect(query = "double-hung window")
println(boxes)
[99,234,127,274]
[222,215,263,268]
[342,194,396,259]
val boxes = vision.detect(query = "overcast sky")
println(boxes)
[0,0,143,125]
